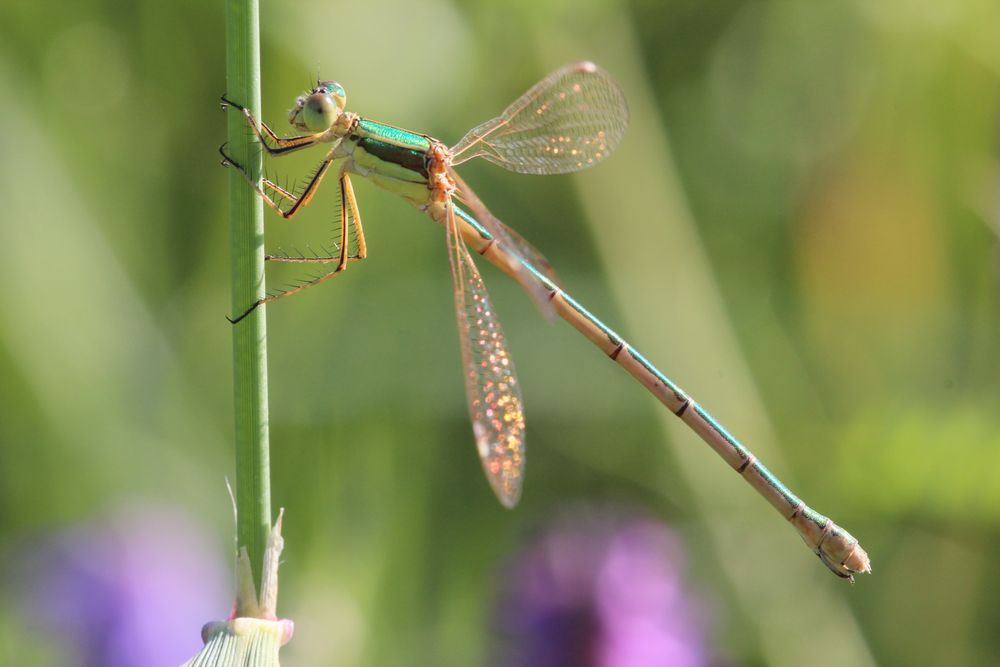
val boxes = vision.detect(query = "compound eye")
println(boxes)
[301,93,340,132]
[318,80,347,109]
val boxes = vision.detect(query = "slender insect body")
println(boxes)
[220,62,870,579]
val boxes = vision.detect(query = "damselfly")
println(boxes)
[220,62,870,580]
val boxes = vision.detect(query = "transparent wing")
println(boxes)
[450,168,559,319]
[445,201,526,508]
[491,218,560,286]
[450,61,629,175]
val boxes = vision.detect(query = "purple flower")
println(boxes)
[495,509,715,667]
[16,504,229,667]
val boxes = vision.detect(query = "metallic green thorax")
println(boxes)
[356,119,432,151]
[355,137,429,179]
[347,118,435,205]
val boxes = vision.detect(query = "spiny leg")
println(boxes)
[249,172,326,219]
[341,172,367,259]
[219,144,333,220]
[260,176,296,203]
[265,174,365,264]
[229,170,368,324]
[265,254,354,264]
[230,250,351,324]
[221,95,322,156]
[230,168,299,208]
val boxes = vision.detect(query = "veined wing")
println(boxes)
[450,168,560,319]
[450,61,628,175]
[445,201,526,508]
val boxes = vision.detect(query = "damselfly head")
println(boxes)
[288,80,347,133]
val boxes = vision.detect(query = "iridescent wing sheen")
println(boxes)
[450,169,559,285]
[449,168,559,320]
[445,201,526,508]
[450,61,629,175]
[491,218,560,286]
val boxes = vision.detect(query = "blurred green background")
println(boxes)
[2,0,999,665]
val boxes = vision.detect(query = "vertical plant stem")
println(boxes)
[224,0,271,602]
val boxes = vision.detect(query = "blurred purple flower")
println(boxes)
[495,509,716,667]
[16,504,228,667]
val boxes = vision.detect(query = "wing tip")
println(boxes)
[496,488,522,509]
[490,475,523,509]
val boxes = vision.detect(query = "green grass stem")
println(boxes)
[224,0,271,603]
